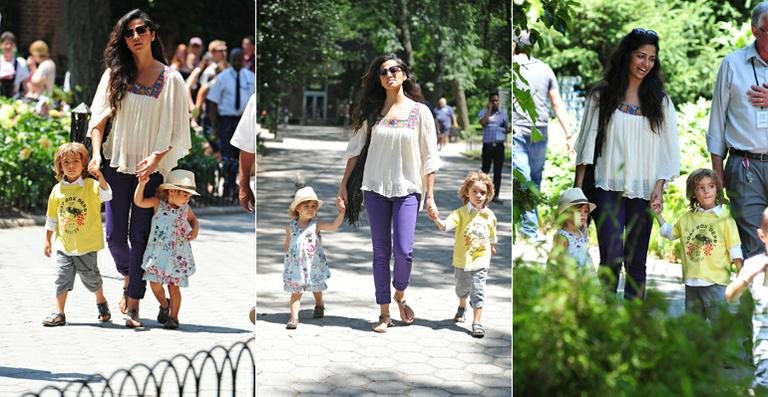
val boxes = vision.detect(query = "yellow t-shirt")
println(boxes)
[46,178,105,255]
[444,204,497,271]
[671,207,741,285]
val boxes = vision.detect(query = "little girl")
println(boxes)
[428,171,497,338]
[133,169,200,329]
[284,186,345,329]
[653,168,742,323]
[548,187,596,271]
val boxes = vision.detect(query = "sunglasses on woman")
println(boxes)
[632,28,658,37]
[378,65,403,77]
[123,25,150,39]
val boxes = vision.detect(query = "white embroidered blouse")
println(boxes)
[344,102,442,205]
[574,94,680,200]
[87,67,191,178]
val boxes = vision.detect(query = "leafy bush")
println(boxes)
[513,262,749,396]
[176,130,220,205]
[0,99,69,213]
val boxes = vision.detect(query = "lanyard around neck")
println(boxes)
[752,58,764,110]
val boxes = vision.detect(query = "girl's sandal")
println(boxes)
[118,288,128,314]
[393,296,414,325]
[97,302,111,322]
[125,309,143,328]
[372,314,394,333]
[286,318,298,330]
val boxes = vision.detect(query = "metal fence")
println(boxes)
[22,338,255,397]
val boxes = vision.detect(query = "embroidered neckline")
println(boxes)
[129,67,169,98]
[378,104,419,128]
[617,103,642,115]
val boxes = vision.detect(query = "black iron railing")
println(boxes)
[22,338,255,396]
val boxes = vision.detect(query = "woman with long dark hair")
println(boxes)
[339,54,442,332]
[87,9,191,327]
[574,28,680,299]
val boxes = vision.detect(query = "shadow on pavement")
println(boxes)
[0,366,96,382]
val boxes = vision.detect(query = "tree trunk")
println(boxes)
[65,0,110,107]
[451,79,470,131]
[397,0,414,67]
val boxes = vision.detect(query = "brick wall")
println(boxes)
[17,0,65,66]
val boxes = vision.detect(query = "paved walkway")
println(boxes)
[256,125,512,396]
[0,207,255,395]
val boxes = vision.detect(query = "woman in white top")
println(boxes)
[574,28,680,300]
[339,54,441,332]
[87,9,191,327]
[25,40,55,99]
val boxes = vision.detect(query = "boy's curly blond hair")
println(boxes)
[53,142,89,181]
[458,171,495,206]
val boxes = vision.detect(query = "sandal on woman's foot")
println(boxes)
[471,323,485,338]
[286,318,298,330]
[372,314,394,333]
[118,288,128,314]
[453,306,466,323]
[313,305,325,319]
[157,304,170,324]
[125,309,143,328]
[42,312,66,327]
[163,318,179,330]
[394,296,414,325]
[97,302,111,322]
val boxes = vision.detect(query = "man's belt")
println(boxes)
[730,148,768,161]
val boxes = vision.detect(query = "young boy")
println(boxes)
[653,168,742,323]
[42,142,112,326]
[429,171,497,338]
[726,207,768,390]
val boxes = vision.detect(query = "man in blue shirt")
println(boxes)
[434,97,456,150]
[208,48,255,204]
[479,92,508,205]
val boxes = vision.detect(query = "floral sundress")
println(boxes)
[142,200,196,287]
[283,219,330,293]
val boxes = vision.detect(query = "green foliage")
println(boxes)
[0,100,69,213]
[513,263,749,395]
[535,0,744,105]
[177,130,219,204]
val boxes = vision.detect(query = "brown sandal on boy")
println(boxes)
[97,302,111,322]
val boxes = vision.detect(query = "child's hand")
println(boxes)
[491,245,497,256]
[44,240,51,257]
[188,228,198,241]
[89,167,102,179]
[336,197,346,212]
[650,199,662,213]
[137,173,149,184]
[428,206,439,220]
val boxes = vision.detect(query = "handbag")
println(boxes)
[344,119,374,229]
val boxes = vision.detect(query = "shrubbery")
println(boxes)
[513,262,750,396]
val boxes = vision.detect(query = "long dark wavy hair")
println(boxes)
[104,9,167,113]
[592,29,665,157]
[350,54,424,134]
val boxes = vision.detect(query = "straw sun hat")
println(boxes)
[158,169,199,196]
[556,187,596,215]
[290,186,323,213]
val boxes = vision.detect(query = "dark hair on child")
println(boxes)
[458,171,495,206]
[685,168,726,210]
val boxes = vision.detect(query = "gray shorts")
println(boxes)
[684,284,726,323]
[454,267,488,309]
[54,251,103,296]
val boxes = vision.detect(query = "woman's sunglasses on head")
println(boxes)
[123,25,150,39]
[378,65,403,77]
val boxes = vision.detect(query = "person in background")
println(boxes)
[187,36,204,68]
[207,49,255,204]
[25,40,55,100]
[169,43,191,80]
[0,31,28,98]
[434,97,458,151]
[241,36,255,73]
[200,40,227,88]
